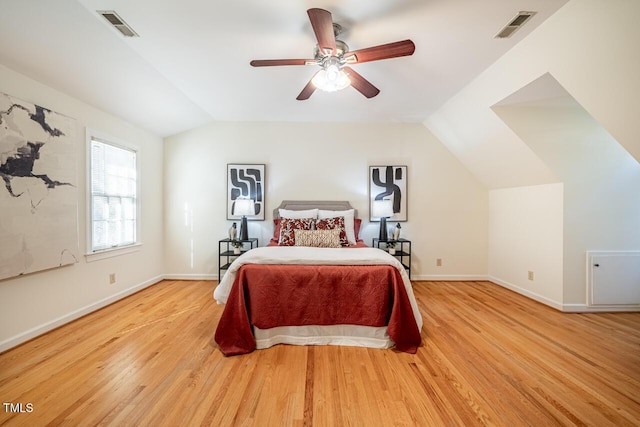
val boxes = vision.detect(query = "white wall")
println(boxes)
[424,0,640,309]
[0,64,165,351]
[489,184,564,308]
[494,97,640,306]
[163,122,489,280]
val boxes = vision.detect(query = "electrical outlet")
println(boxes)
[109,273,116,284]
[436,258,442,267]
[528,271,534,281]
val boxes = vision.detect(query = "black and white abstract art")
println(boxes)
[227,164,265,221]
[0,92,78,280]
[369,165,408,222]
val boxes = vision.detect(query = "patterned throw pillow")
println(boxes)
[319,209,356,245]
[278,217,315,246]
[315,216,349,246]
[294,229,341,248]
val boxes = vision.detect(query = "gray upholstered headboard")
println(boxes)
[273,200,357,219]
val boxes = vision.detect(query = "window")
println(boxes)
[87,133,139,254]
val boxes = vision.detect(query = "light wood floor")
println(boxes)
[1,280,639,426]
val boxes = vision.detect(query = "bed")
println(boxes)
[213,201,422,356]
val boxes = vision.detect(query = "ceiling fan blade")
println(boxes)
[296,76,317,100]
[343,67,380,98]
[344,39,415,64]
[250,59,315,67]
[307,8,336,55]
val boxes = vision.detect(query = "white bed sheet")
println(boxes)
[254,324,394,350]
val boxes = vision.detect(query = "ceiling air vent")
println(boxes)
[495,11,536,39]
[97,10,139,37]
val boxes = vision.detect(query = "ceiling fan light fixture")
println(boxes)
[312,68,350,92]
[325,63,340,81]
[312,57,350,92]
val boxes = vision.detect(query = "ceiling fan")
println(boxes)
[250,8,415,100]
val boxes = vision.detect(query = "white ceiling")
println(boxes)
[0,0,568,137]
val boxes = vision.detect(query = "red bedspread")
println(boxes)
[215,264,421,356]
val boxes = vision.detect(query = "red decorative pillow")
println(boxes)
[278,217,315,246]
[273,218,281,240]
[354,218,362,241]
[315,216,348,246]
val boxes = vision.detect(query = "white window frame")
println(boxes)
[85,129,142,262]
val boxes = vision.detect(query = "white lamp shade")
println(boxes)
[234,198,255,216]
[372,199,394,218]
[311,68,350,92]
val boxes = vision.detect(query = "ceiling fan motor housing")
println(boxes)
[314,39,349,61]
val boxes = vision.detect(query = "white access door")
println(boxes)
[587,252,640,307]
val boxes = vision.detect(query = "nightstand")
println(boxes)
[372,238,411,279]
[218,238,258,280]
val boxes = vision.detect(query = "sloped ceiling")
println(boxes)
[425,0,640,189]
[0,0,567,137]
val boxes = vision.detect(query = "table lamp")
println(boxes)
[372,199,394,241]
[234,197,255,240]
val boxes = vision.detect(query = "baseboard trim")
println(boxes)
[488,276,564,311]
[487,276,640,312]
[412,274,489,281]
[560,304,589,312]
[563,303,640,312]
[0,275,164,353]
[163,273,217,281]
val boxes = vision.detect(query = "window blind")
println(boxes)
[90,139,137,251]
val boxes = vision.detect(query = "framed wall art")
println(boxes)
[369,165,407,222]
[227,163,265,221]
[0,92,79,280]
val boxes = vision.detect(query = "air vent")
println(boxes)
[495,11,536,39]
[97,10,139,38]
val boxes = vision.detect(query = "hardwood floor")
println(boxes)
[1,280,639,426]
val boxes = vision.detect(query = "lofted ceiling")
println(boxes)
[0,0,568,137]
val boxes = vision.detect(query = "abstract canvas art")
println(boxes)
[227,164,265,221]
[369,165,408,222]
[0,92,79,280]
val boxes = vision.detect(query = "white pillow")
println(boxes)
[278,208,319,219]
[318,209,356,245]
